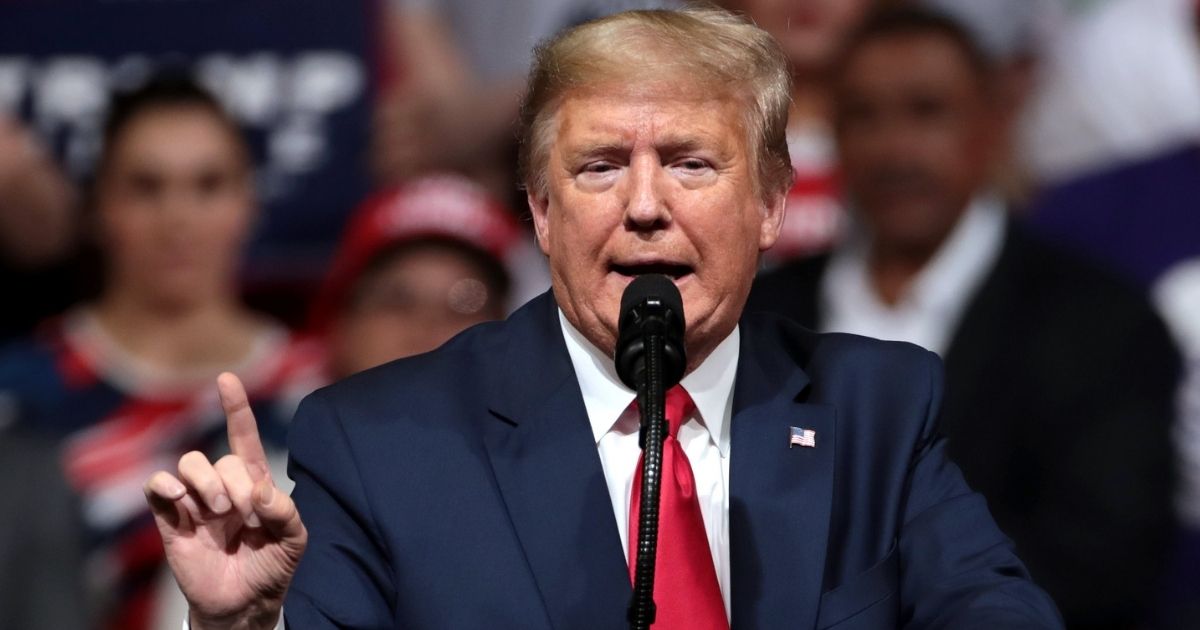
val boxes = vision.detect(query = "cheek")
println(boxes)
[99,208,155,257]
[837,130,884,172]
[690,205,762,283]
[333,317,403,373]
[923,133,979,189]
[343,314,410,352]
[197,200,253,251]
[548,198,613,265]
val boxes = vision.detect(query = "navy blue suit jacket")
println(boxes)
[283,292,1062,629]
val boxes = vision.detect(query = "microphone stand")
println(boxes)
[628,325,667,630]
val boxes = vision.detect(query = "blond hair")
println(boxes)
[517,7,794,201]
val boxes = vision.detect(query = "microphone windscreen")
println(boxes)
[619,274,683,325]
[615,274,687,390]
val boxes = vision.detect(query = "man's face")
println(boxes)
[836,34,997,256]
[737,0,871,75]
[331,243,503,378]
[528,83,785,366]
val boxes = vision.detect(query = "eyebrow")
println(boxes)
[656,137,710,156]
[563,142,629,165]
[562,135,724,164]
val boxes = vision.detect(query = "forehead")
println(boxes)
[549,82,749,151]
[840,34,982,96]
[108,106,246,169]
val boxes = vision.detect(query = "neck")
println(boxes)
[865,243,938,306]
[91,289,268,372]
[682,328,730,376]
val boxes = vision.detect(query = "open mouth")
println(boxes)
[609,262,694,280]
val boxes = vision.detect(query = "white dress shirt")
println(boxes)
[558,310,738,619]
[821,194,1007,356]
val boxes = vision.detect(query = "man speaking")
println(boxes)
[144,8,1063,629]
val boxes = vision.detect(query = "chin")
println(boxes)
[146,283,213,312]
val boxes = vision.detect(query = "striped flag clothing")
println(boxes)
[0,309,327,630]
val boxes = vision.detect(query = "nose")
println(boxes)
[623,154,670,232]
[153,186,195,236]
[872,112,924,163]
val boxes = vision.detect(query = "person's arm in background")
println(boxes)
[0,430,90,630]
[371,1,522,188]
[0,115,76,268]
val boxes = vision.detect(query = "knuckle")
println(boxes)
[214,453,242,471]
[178,450,208,470]
[143,471,167,494]
[177,459,220,492]
[147,469,170,484]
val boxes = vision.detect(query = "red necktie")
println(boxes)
[628,385,729,629]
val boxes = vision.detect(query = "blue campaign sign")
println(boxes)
[0,0,378,285]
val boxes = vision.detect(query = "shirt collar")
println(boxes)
[821,193,1006,353]
[906,193,1006,314]
[558,309,738,457]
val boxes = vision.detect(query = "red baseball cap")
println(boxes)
[309,174,522,331]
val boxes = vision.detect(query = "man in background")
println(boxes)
[749,8,1180,628]
[722,0,873,260]
[309,173,519,379]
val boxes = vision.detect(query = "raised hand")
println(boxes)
[144,372,307,630]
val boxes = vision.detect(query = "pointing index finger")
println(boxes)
[217,372,271,482]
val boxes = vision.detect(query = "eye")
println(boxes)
[839,98,878,127]
[581,161,618,174]
[671,157,713,175]
[910,95,950,122]
[128,172,164,198]
[195,171,229,197]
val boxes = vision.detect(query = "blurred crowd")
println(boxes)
[0,0,1197,629]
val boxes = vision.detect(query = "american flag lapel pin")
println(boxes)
[789,426,816,448]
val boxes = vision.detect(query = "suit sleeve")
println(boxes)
[899,350,1065,630]
[283,392,396,628]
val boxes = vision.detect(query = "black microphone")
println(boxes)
[615,274,687,391]
[615,274,686,630]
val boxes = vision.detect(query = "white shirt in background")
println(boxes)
[821,195,1007,356]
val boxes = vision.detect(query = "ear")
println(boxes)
[757,188,788,252]
[527,188,552,256]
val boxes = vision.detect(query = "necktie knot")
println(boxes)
[664,385,695,439]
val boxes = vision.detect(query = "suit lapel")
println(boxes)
[481,294,632,629]
[730,320,836,629]
[940,221,1016,434]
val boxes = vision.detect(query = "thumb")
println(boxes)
[253,480,307,554]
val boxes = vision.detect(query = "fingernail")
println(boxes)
[245,512,262,528]
[168,482,186,499]
[257,483,275,506]
[212,494,232,514]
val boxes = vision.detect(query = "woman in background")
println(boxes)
[0,74,321,630]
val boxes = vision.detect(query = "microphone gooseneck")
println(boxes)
[615,274,686,630]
